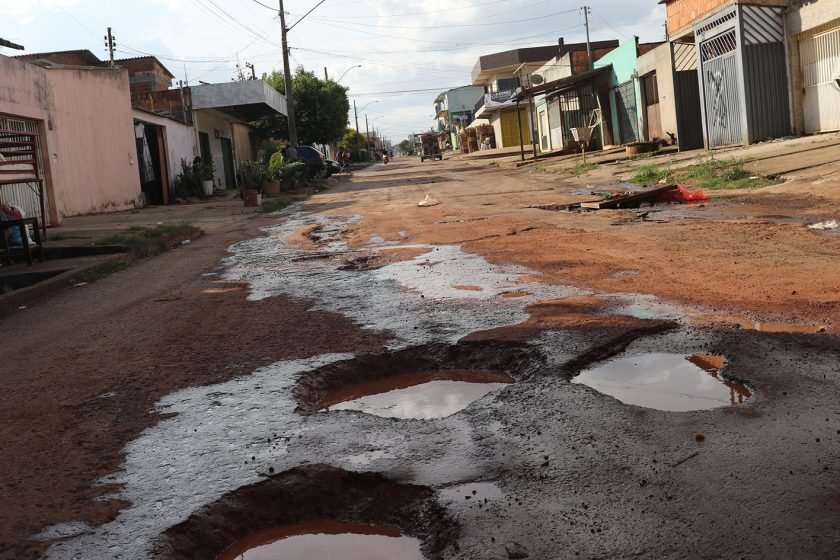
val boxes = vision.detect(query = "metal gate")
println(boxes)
[615,80,639,144]
[557,84,599,147]
[700,29,743,147]
[0,115,50,224]
[799,25,840,133]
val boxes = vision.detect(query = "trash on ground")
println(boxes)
[655,183,709,203]
[418,194,440,207]
[580,184,678,209]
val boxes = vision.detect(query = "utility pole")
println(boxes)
[279,0,298,146]
[104,27,116,67]
[583,6,592,70]
[246,62,256,80]
[324,67,329,81]
[354,100,360,133]
[365,114,370,156]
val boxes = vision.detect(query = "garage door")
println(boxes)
[499,110,531,148]
[800,24,840,133]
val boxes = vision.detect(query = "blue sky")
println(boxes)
[1,0,666,143]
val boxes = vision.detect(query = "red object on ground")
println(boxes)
[656,183,709,203]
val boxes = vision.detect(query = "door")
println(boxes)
[641,72,662,141]
[674,70,704,150]
[499,110,531,148]
[799,25,840,133]
[615,80,639,144]
[220,137,235,188]
[700,28,743,147]
[548,98,563,149]
[198,131,211,165]
[538,110,550,151]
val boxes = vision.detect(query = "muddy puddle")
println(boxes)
[574,352,752,412]
[693,314,826,334]
[217,520,423,560]
[325,370,514,419]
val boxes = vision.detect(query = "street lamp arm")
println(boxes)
[359,100,379,112]
[337,64,361,83]
[287,0,327,31]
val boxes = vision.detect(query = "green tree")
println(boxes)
[338,127,370,162]
[255,67,350,146]
[398,139,415,155]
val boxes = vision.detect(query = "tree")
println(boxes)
[337,127,370,162]
[398,139,415,155]
[254,67,350,146]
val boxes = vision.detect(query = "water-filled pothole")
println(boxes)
[216,520,424,560]
[573,352,752,412]
[158,465,456,560]
[326,370,514,419]
[295,342,540,417]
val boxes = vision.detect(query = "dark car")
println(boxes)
[282,146,331,177]
[325,159,341,175]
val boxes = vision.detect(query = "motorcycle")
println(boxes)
[382,153,389,164]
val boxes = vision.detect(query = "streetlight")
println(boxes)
[353,99,378,133]
[337,64,361,83]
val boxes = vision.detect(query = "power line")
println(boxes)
[305,8,579,30]
[590,9,631,40]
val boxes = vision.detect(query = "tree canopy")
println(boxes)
[254,67,350,146]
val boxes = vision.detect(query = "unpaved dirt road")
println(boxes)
[2,155,840,559]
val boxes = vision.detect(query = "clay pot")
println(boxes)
[264,181,281,196]
[243,189,262,207]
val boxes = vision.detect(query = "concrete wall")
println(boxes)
[0,54,142,223]
[595,39,645,145]
[785,1,840,134]
[194,109,236,188]
[637,43,680,141]
[232,122,257,163]
[132,109,196,189]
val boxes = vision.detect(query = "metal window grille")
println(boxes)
[0,115,50,224]
[799,26,840,87]
[701,30,738,63]
[696,9,737,36]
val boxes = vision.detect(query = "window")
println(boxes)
[496,77,520,92]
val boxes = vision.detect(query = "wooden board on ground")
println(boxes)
[580,185,678,210]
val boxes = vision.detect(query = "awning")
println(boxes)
[191,80,287,122]
[512,64,612,102]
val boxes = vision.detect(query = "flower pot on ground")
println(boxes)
[242,190,262,207]
[264,181,281,196]
[237,160,268,207]
[201,180,214,196]
[196,156,216,195]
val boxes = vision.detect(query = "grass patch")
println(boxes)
[74,258,133,284]
[77,222,200,284]
[261,197,290,213]
[96,222,199,257]
[535,160,598,176]
[629,158,772,190]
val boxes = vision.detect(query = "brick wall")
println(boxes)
[664,0,788,35]
[15,50,100,66]
[131,88,191,123]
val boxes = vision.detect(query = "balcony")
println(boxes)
[474,89,518,118]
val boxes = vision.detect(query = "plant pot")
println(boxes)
[243,189,262,207]
[264,181,281,196]
[201,180,214,196]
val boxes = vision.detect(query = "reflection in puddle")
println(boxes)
[440,482,503,502]
[325,370,514,419]
[574,353,751,412]
[217,520,423,560]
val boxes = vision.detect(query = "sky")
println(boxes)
[0,0,666,144]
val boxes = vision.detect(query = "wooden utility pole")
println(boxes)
[0,38,24,50]
[105,27,116,67]
[324,67,329,80]
[279,0,298,146]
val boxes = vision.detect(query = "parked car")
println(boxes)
[282,146,331,177]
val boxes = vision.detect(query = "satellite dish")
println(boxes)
[531,73,544,85]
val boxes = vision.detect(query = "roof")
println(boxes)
[114,56,176,79]
[13,49,102,66]
[511,64,612,102]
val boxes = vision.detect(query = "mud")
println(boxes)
[157,465,456,560]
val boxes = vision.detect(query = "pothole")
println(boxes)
[573,352,752,412]
[216,520,424,560]
[295,342,540,417]
[157,464,457,560]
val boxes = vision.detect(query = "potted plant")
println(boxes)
[196,156,215,196]
[264,152,282,196]
[238,160,267,207]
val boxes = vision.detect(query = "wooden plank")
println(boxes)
[580,185,678,209]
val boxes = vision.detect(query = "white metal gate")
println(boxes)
[800,25,840,133]
[700,29,743,147]
[0,115,50,224]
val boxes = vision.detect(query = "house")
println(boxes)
[470,45,562,149]
[527,39,620,152]
[434,85,484,149]
[661,0,791,149]
[785,0,840,134]
[0,53,142,225]
[592,38,663,147]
